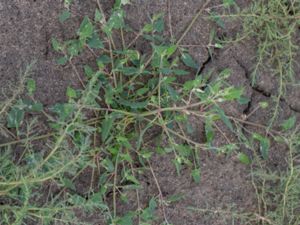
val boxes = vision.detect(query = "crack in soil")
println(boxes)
[235,58,300,114]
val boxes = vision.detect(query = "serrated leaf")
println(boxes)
[78,16,94,40]
[153,16,164,33]
[238,153,251,165]
[59,10,71,23]
[87,33,104,49]
[27,79,36,96]
[281,116,296,131]
[101,116,113,142]
[104,10,124,35]
[191,169,201,183]
[181,53,198,69]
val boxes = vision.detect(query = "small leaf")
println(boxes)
[87,33,104,49]
[205,117,214,143]
[94,9,103,22]
[27,79,36,96]
[7,107,24,128]
[142,23,153,33]
[117,98,148,109]
[136,87,149,96]
[52,38,62,52]
[101,116,113,142]
[66,86,77,99]
[253,133,270,160]
[191,169,201,183]
[223,0,235,7]
[78,16,94,40]
[181,53,198,69]
[59,10,71,23]
[214,106,233,131]
[84,65,94,78]
[281,116,296,131]
[238,96,250,105]
[223,88,243,100]
[153,15,164,32]
[259,101,269,109]
[22,100,43,112]
[238,153,251,165]
[62,178,76,191]
[56,56,68,65]
[173,69,189,76]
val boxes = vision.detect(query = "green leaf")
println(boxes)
[120,67,140,76]
[153,14,164,32]
[51,103,74,121]
[223,0,235,7]
[181,53,198,69]
[78,16,94,40]
[67,39,83,57]
[51,38,62,52]
[94,9,103,22]
[56,56,68,65]
[214,106,233,131]
[136,87,149,96]
[27,78,36,96]
[117,98,148,109]
[101,116,114,142]
[281,116,296,131]
[7,107,24,128]
[238,96,250,105]
[87,33,104,49]
[210,11,225,28]
[191,169,201,183]
[166,85,179,101]
[173,69,189,76]
[141,198,157,221]
[205,118,214,144]
[125,174,140,185]
[104,10,125,35]
[66,86,77,99]
[253,133,270,160]
[142,23,153,33]
[62,178,76,191]
[223,88,243,100]
[84,65,94,78]
[59,10,71,23]
[116,213,134,225]
[22,100,43,112]
[238,153,251,165]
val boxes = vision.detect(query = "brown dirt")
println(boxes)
[1,0,299,225]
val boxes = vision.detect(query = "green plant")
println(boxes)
[0,1,248,224]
